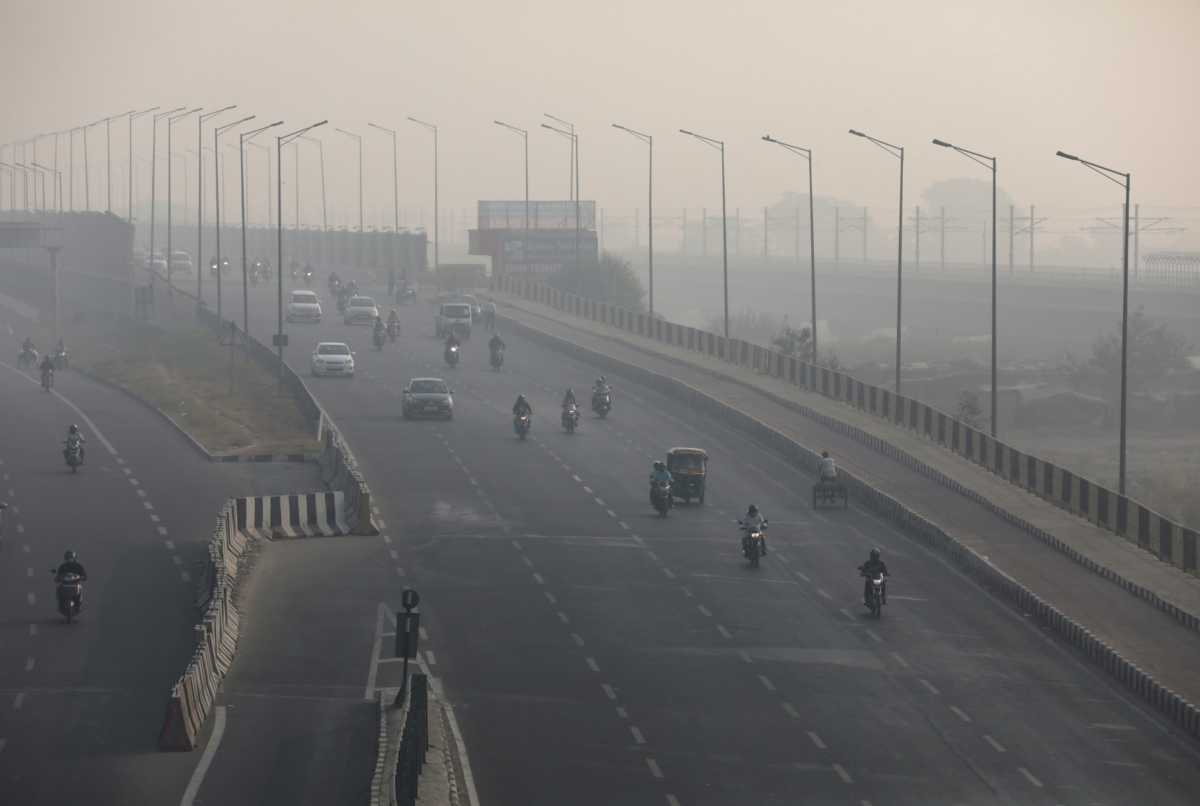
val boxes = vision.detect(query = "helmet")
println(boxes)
[69,424,79,434]
[869,548,881,561]
[63,550,76,562]
[822,450,830,458]
[747,505,759,516]
[597,376,606,384]
[653,460,665,470]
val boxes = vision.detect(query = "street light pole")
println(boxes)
[149,107,185,274]
[167,108,203,294]
[849,129,904,401]
[368,122,400,295]
[763,135,819,364]
[542,123,580,286]
[494,120,530,280]
[239,121,284,337]
[545,114,575,200]
[1056,149,1132,496]
[680,129,729,338]
[213,115,255,320]
[933,138,998,436]
[247,142,272,228]
[128,108,157,222]
[408,118,439,272]
[299,136,327,231]
[613,124,654,315]
[334,127,364,234]
[277,121,328,381]
[197,105,238,303]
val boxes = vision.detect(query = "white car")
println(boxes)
[146,253,168,274]
[287,290,323,323]
[344,295,380,325]
[169,250,194,275]
[311,342,355,377]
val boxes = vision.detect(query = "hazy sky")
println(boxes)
[2,0,1197,229]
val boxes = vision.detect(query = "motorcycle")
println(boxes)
[489,347,504,371]
[561,404,580,434]
[592,389,612,418]
[739,519,768,568]
[63,438,83,472]
[651,481,673,517]
[514,412,531,440]
[41,366,54,391]
[398,286,417,304]
[373,327,386,351]
[444,344,460,368]
[50,570,84,624]
[387,320,400,342]
[864,571,886,618]
[18,347,38,370]
[303,269,314,286]
[53,347,70,370]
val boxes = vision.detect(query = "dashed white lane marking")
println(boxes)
[15,524,23,534]
[758,674,776,692]
[646,758,664,779]
[390,550,400,561]
[164,539,176,550]
[557,611,570,624]
[679,585,692,597]
[28,624,37,637]
[149,514,160,522]
[25,567,32,578]
[616,706,628,719]
[781,702,799,718]
[738,649,753,664]
[630,726,646,744]
[646,551,660,562]
[662,567,676,580]
[602,683,617,700]
[395,567,406,577]
[532,573,545,585]
[950,705,972,723]
[776,552,790,564]
[571,475,582,483]
[666,795,681,806]
[143,501,154,510]
[157,526,168,536]
[25,593,35,606]
[832,763,853,784]
[796,572,811,582]
[1017,767,1043,788]
[171,556,183,567]
[983,734,1006,753]
[807,730,826,749]
[697,604,712,617]
[1090,723,1135,731]
[585,657,600,673]
[593,497,606,507]
[582,485,593,494]
[181,570,191,582]
[864,628,883,643]
[0,738,6,755]
[891,652,910,668]
[617,521,630,530]
[838,608,854,620]
[129,477,139,486]
[570,633,585,647]
[24,657,35,672]
[605,508,617,518]
[716,624,732,639]
[135,488,147,498]
[815,588,832,600]
[382,534,392,544]
[919,678,940,695]
[13,692,25,710]
[544,592,557,604]
[511,539,522,550]
[21,544,29,553]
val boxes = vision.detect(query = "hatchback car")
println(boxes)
[402,377,454,420]
[311,342,355,377]
[287,290,323,323]
[344,295,380,325]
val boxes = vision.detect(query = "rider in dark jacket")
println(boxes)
[513,394,532,417]
[858,548,889,605]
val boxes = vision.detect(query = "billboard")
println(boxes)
[478,201,596,231]
[470,228,598,274]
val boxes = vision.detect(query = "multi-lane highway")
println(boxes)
[188,274,1200,806]
[0,331,320,805]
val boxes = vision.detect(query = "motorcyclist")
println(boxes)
[64,423,85,462]
[39,352,54,387]
[741,504,767,556]
[303,261,314,277]
[488,333,505,355]
[819,450,838,482]
[858,548,889,606]
[387,308,400,331]
[373,315,386,340]
[444,331,461,351]
[562,388,577,410]
[54,549,88,610]
[649,460,673,505]
[512,394,532,418]
[21,336,35,356]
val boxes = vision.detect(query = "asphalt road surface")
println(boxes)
[0,341,319,806]
[184,275,1200,806]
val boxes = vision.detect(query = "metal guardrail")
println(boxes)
[394,673,429,806]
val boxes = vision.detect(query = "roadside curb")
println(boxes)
[500,312,1200,743]
[71,366,318,464]
[499,301,1200,638]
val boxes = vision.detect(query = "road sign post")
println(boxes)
[393,588,421,706]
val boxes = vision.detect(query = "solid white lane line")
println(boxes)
[602,683,617,700]
[781,702,799,719]
[646,758,664,779]
[758,674,775,692]
[807,730,826,749]
[585,657,600,672]
[25,592,34,606]
[571,633,585,647]
[662,567,676,580]
[25,657,34,672]
[949,705,972,723]
[716,625,732,639]
[697,604,712,617]
[13,692,25,710]
[1017,767,1043,788]
[179,706,227,806]
[832,763,853,784]
[983,734,1006,753]
[919,678,940,695]
[891,652,910,668]
[630,726,646,744]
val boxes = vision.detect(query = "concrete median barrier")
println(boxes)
[498,310,1200,743]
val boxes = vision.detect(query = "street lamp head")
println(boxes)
[848,129,864,137]
[932,138,951,148]
[1055,150,1079,161]
[762,134,775,143]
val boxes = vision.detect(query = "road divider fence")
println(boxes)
[497,310,1200,741]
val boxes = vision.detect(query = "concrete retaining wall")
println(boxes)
[498,311,1200,742]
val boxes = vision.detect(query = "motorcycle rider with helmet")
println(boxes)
[741,504,767,556]
[512,394,532,418]
[819,450,838,481]
[649,460,673,506]
[373,314,386,345]
[488,332,506,357]
[387,308,400,339]
[562,388,577,410]
[54,549,88,609]
[39,351,55,388]
[64,424,85,463]
[858,548,889,607]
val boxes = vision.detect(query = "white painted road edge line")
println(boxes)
[179,705,227,806]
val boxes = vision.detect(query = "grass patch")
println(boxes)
[74,316,318,456]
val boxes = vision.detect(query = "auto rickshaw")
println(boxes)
[666,447,707,504]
